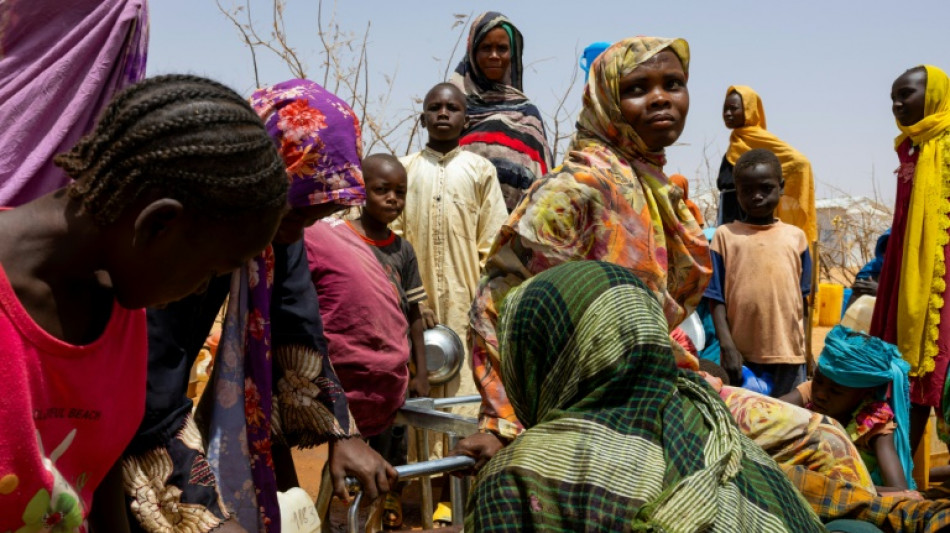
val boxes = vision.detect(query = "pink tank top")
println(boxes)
[0,264,147,531]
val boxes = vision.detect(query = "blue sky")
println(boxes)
[148,0,950,203]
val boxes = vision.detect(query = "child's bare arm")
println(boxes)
[408,302,430,397]
[778,388,805,406]
[712,301,742,385]
[872,432,910,490]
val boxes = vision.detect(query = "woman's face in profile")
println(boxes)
[617,49,689,152]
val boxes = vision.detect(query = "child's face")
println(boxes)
[722,91,745,129]
[363,166,407,225]
[422,87,467,143]
[475,27,511,82]
[811,369,872,421]
[735,163,783,220]
[618,49,689,152]
[891,68,928,127]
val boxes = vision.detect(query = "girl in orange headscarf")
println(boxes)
[718,86,816,243]
[670,173,705,227]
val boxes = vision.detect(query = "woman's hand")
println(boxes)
[448,432,505,475]
[878,489,923,501]
[698,371,723,393]
[329,437,397,502]
[851,278,879,299]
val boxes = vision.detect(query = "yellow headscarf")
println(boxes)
[895,65,950,376]
[724,86,817,243]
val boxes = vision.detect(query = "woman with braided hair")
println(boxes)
[0,74,289,532]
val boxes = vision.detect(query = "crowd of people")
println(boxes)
[2,2,950,532]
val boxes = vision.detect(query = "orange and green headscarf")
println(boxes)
[895,65,950,377]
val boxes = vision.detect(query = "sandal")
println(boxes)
[382,492,403,529]
[432,502,452,528]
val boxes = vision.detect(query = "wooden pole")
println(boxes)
[805,240,820,377]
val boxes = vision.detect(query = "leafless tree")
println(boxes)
[539,47,582,163]
[216,0,474,156]
[691,137,721,226]
[815,173,892,286]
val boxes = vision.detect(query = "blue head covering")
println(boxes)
[818,325,914,489]
[855,228,890,281]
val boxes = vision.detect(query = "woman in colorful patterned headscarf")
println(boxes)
[459,36,710,463]
[122,80,394,533]
[718,86,816,243]
[467,260,824,532]
[451,11,553,211]
[871,65,950,458]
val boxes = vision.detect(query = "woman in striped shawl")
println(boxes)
[466,260,825,532]
[451,11,553,212]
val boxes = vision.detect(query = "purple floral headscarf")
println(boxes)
[250,79,365,208]
[206,80,365,533]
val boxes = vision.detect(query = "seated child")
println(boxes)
[781,325,916,492]
[705,148,812,397]
[0,74,289,531]
[345,153,429,528]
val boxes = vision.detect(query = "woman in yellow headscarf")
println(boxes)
[719,86,817,243]
[871,65,950,455]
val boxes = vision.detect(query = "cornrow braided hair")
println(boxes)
[55,74,288,225]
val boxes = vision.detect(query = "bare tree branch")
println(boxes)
[215,0,261,87]
[442,12,472,81]
[544,44,581,163]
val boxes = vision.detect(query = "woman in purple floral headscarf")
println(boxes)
[119,80,395,533]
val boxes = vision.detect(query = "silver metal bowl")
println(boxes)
[423,325,463,385]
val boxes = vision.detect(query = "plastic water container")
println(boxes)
[579,41,612,81]
[818,283,844,327]
[741,366,773,395]
[840,295,876,334]
[278,487,321,533]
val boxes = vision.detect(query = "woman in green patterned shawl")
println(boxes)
[466,260,824,532]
